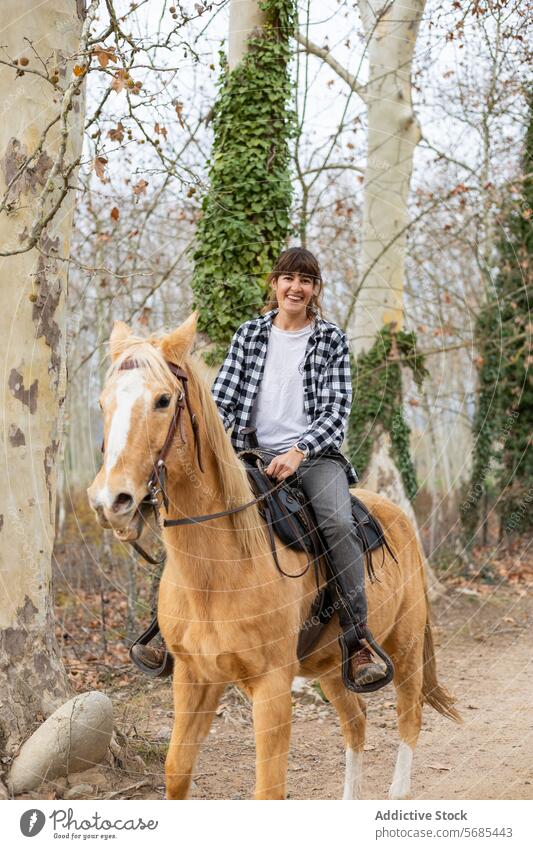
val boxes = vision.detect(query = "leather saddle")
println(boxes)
[240,448,389,574]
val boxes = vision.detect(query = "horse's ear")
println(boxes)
[160,312,198,365]
[109,321,131,362]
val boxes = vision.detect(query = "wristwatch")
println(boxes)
[293,440,310,460]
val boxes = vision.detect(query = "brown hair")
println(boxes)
[262,246,324,318]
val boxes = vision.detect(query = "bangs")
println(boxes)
[271,247,322,281]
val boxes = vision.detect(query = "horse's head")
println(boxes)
[87,313,198,540]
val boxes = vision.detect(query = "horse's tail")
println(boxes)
[421,567,463,723]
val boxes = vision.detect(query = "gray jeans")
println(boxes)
[260,448,367,625]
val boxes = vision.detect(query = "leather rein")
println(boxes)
[112,357,291,566]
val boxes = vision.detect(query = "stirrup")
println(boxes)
[339,626,394,694]
[129,615,174,679]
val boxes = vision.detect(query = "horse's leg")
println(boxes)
[388,636,424,800]
[250,672,293,800]
[319,670,367,799]
[166,669,224,800]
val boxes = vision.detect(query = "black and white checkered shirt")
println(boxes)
[211,309,357,484]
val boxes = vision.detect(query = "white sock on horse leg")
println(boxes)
[343,747,363,799]
[389,740,413,799]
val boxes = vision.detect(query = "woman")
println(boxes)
[211,246,388,690]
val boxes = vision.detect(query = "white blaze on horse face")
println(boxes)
[389,740,413,799]
[102,369,150,500]
[343,748,363,799]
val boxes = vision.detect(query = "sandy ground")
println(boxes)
[26,582,533,801]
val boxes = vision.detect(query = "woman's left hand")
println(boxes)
[265,448,304,481]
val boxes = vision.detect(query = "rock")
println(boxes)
[64,783,94,799]
[8,691,113,794]
[68,768,108,788]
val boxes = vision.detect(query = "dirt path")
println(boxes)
[184,584,533,800]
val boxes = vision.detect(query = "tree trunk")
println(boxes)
[228,0,268,70]
[348,1,441,592]
[350,0,424,351]
[0,0,87,756]
[349,0,424,499]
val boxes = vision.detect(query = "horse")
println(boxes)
[87,313,461,800]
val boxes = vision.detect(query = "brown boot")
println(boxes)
[350,646,388,688]
[130,644,173,677]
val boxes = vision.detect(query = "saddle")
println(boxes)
[240,448,391,577]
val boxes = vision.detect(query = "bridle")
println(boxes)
[108,356,288,565]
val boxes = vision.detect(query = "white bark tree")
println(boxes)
[0,0,93,757]
[297,1,440,588]
[349,0,443,590]
[346,0,425,497]
[228,0,268,70]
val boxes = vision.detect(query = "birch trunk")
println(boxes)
[348,1,441,591]
[0,0,87,755]
[228,0,268,70]
[349,0,423,498]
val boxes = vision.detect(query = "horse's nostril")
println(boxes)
[112,492,134,513]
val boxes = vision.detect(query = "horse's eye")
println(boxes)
[155,394,171,409]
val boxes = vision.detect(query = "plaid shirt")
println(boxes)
[211,309,358,484]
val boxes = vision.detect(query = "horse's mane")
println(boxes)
[107,336,268,561]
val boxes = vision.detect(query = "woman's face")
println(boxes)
[273,272,318,318]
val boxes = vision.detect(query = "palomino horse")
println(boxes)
[88,314,461,800]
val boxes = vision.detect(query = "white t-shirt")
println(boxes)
[250,322,313,452]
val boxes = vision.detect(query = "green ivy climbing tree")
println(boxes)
[462,91,533,539]
[191,0,295,360]
[347,325,428,502]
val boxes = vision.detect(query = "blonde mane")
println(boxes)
[106,336,268,560]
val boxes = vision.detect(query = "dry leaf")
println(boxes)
[132,179,148,196]
[73,65,87,77]
[111,69,128,93]
[428,762,451,771]
[94,46,117,68]
[173,100,185,127]
[110,206,120,221]
[93,156,108,182]
[108,122,125,142]
[154,122,168,140]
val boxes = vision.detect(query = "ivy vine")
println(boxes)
[191,0,295,361]
[347,325,428,501]
[462,90,533,538]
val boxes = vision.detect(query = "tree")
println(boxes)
[462,90,533,540]
[343,0,427,509]
[191,0,295,359]
[0,0,93,758]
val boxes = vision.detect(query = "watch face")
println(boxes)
[296,442,307,452]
